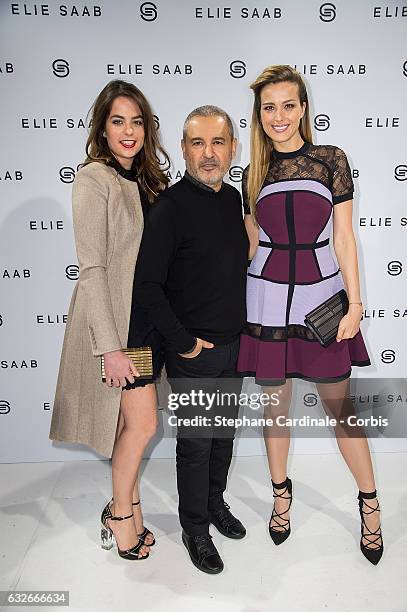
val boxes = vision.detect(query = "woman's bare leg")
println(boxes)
[263,380,293,531]
[114,410,125,440]
[107,383,157,555]
[316,378,380,539]
[114,392,156,545]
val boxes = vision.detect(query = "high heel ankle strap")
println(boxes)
[272,477,291,490]
[110,512,134,521]
[104,501,134,522]
[358,489,377,500]
[111,497,141,507]
[272,478,292,503]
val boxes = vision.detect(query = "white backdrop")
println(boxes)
[1,0,406,462]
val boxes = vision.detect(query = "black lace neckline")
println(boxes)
[107,156,138,182]
[272,141,309,160]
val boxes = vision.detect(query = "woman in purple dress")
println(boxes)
[237,65,383,564]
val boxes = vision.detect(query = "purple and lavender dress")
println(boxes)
[237,142,370,385]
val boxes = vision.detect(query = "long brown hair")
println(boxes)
[84,79,170,202]
[247,65,313,215]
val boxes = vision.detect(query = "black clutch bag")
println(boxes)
[304,289,349,347]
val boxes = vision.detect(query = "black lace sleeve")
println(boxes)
[242,165,250,214]
[332,147,354,204]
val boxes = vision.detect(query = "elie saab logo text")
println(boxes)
[2,268,31,279]
[1,170,23,181]
[1,359,38,369]
[363,308,407,320]
[359,217,407,228]
[10,3,102,17]
[21,118,88,129]
[194,6,282,19]
[293,64,366,75]
[0,62,14,74]
[107,64,193,76]
[29,220,64,231]
[373,6,407,17]
[37,314,67,324]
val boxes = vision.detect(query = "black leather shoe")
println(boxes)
[209,502,246,539]
[182,531,224,574]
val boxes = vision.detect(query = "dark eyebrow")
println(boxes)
[190,136,226,142]
[110,114,143,120]
[262,99,297,105]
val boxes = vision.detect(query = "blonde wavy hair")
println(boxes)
[247,65,313,215]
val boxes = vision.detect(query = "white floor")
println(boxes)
[0,453,405,612]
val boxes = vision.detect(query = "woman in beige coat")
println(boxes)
[49,80,170,560]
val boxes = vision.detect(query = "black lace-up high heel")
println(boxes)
[269,477,292,545]
[358,490,383,565]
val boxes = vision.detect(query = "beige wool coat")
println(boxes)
[49,161,144,457]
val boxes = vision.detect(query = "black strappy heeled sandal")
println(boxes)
[107,498,156,546]
[358,490,383,565]
[269,477,293,545]
[101,501,149,560]
[132,500,155,546]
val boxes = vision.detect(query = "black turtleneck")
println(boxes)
[134,173,248,353]
[107,156,149,216]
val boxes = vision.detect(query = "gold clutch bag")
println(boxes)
[101,347,153,382]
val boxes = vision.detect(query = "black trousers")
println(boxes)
[165,337,242,536]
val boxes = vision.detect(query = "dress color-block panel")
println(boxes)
[237,142,370,385]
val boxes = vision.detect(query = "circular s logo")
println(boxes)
[304,393,318,407]
[319,3,336,22]
[230,60,246,79]
[0,314,3,327]
[314,114,330,131]
[229,166,243,183]
[59,166,76,184]
[0,400,11,415]
[153,115,160,130]
[381,349,395,364]
[140,2,158,21]
[65,265,79,281]
[52,59,70,78]
[387,260,402,276]
[395,165,407,181]
[403,60,407,77]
